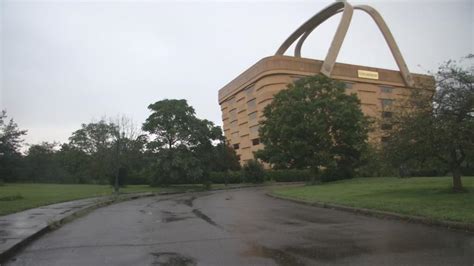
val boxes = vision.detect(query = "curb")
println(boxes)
[266,192,474,233]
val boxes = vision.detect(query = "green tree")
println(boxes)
[69,120,117,154]
[65,117,149,186]
[109,116,148,189]
[143,99,225,186]
[24,142,71,183]
[143,99,197,151]
[57,143,91,183]
[68,120,118,184]
[210,141,241,172]
[0,110,27,182]
[385,56,474,191]
[256,75,369,182]
[242,159,265,183]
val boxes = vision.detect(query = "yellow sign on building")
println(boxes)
[357,70,379,80]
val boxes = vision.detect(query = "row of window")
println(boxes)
[230,125,259,140]
[381,109,393,131]
[227,98,256,112]
[232,138,260,150]
[344,83,395,94]
[228,112,259,133]
[229,110,258,122]
[381,99,394,108]
[381,124,392,130]
[382,111,393,118]
[225,84,256,109]
[229,109,257,121]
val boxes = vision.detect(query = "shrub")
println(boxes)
[209,171,243,184]
[242,160,265,183]
[203,180,212,190]
[265,169,313,182]
[320,164,355,182]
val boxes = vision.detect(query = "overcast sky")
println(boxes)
[1,0,473,146]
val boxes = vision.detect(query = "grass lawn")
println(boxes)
[0,183,202,216]
[0,182,261,216]
[272,176,474,224]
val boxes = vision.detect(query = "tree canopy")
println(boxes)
[256,75,369,181]
[385,56,474,191]
[143,99,238,186]
[0,110,27,181]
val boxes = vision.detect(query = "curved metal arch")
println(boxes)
[275,1,351,56]
[276,3,414,87]
[353,5,413,87]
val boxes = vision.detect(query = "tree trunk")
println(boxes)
[452,165,463,192]
[450,148,464,192]
[310,167,319,185]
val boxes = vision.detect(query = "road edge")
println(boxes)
[266,192,474,233]
[0,192,156,264]
[0,183,303,263]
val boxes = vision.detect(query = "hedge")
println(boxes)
[265,169,313,182]
[209,169,313,184]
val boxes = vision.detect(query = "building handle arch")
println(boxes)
[275,1,350,56]
[276,2,414,87]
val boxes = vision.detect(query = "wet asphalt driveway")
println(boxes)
[6,187,474,266]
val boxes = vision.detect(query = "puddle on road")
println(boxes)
[286,244,370,262]
[242,239,372,265]
[139,209,153,215]
[0,230,9,237]
[145,198,172,208]
[281,220,302,226]
[175,196,196,207]
[160,211,192,223]
[242,244,305,266]
[161,216,190,223]
[191,209,220,228]
[150,252,196,266]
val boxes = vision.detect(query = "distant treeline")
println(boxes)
[0,100,242,186]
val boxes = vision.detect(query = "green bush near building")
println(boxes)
[265,169,313,182]
[210,168,313,184]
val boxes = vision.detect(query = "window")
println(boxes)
[228,97,236,106]
[230,120,237,128]
[229,109,237,120]
[381,99,394,108]
[381,124,392,130]
[380,86,393,93]
[248,112,257,121]
[250,125,259,134]
[344,82,353,90]
[252,138,260,146]
[382,111,393,118]
[233,143,239,150]
[231,132,239,139]
[247,98,256,109]
[246,85,255,95]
